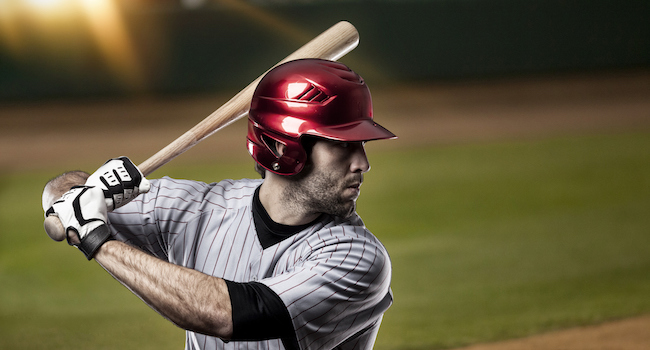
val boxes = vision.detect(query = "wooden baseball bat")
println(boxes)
[140,20,359,176]
[44,21,360,241]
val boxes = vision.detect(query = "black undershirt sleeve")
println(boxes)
[225,280,299,350]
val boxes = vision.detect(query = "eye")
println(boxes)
[339,142,350,148]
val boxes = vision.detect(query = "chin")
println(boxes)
[339,202,357,219]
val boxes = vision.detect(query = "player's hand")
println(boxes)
[45,186,112,260]
[85,156,150,211]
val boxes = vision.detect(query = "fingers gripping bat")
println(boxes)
[43,21,360,241]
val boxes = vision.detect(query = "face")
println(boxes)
[285,139,371,219]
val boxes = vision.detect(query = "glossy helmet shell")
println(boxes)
[247,59,396,175]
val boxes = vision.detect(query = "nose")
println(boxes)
[350,142,371,174]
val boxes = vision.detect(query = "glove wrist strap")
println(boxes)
[78,225,112,260]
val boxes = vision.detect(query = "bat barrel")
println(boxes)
[138,21,359,176]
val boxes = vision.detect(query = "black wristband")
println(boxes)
[78,224,112,260]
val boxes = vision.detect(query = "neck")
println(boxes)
[259,175,320,226]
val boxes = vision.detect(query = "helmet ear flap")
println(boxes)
[248,123,308,175]
[260,134,285,172]
[261,134,284,158]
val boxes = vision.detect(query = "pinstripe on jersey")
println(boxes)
[107,177,392,350]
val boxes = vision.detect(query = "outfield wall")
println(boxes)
[0,0,648,100]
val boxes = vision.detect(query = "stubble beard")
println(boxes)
[284,164,358,219]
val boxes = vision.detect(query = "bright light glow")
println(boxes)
[22,0,77,19]
[25,0,63,9]
[79,0,143,89]
[0,2,22,53]
[79,0,144,89]
[0,0,78,57]
[0,0,308,94]
[0,0,144,91]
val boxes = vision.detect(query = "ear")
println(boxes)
[275,142,287,157]
[261,134,287,158]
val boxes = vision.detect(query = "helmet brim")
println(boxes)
[310,119,397,142]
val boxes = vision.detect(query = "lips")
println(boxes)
[347,182,361,189]
[344,180,362,200]
[346,177,362,190]
[342,174,364,200]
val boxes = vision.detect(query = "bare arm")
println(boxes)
[43,171,234,339]
[94,240,234,339]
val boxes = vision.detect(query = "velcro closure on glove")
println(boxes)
[78,224,113,260]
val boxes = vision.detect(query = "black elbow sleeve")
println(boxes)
[225,280,296,343]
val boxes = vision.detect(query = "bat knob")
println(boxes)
[44,216,66,242]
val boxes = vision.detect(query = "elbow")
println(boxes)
[175,310,233,341]
[174,277,234,340]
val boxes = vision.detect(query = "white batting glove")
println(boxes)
[85,156,150,211]
[46,186,111,260]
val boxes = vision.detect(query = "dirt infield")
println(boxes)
[454,315,650,350]
[2,68,649,349]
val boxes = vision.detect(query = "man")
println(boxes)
[43,59,396,350]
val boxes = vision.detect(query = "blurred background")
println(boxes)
[1,0,648,99]
[1,1,649,349]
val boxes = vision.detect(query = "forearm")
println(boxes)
[94,240,234,339]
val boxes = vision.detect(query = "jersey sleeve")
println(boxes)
[259,224,393,350]
[106,177,209,260]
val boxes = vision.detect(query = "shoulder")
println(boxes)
[150,177,212,196]
[305,214,392,286]
[151,177,262,202]
[206,178,263,199]
[133,177,263,217]
[152,177,261,192]
[202,178,263,210]
[264,215,393,314]
[312,214,387,253]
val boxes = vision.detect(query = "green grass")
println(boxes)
[1,132,649,349]
[359,132,650,349]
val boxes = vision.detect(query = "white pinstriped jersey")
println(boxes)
[107,177,393,350]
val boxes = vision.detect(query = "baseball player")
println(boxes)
[43,59,396,350]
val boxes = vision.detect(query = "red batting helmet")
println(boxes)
[247,59,396,175]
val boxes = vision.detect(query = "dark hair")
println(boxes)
[254,162,266,179]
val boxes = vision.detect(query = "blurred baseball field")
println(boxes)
[1,69,649,349]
